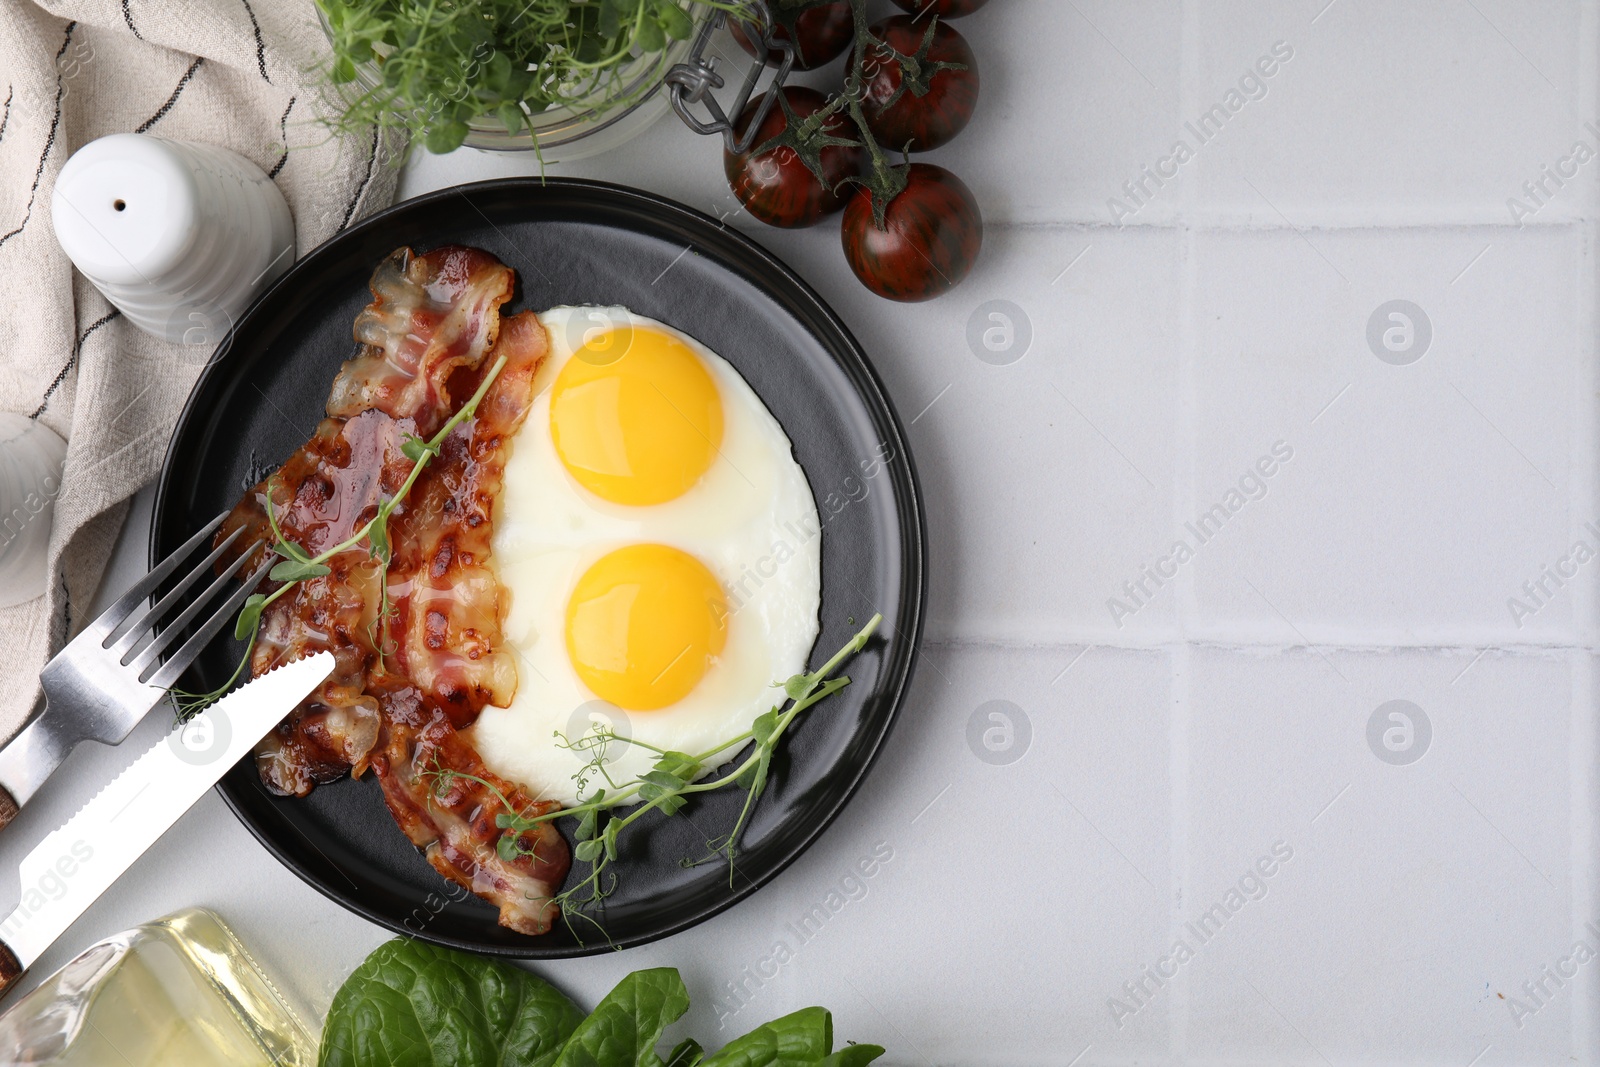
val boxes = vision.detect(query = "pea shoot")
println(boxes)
[424,612,882,939]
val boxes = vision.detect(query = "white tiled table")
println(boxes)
[4,1,1599,1063]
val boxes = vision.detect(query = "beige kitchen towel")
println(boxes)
[0,0,401,739]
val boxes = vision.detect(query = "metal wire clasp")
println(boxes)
[666,3,793,154]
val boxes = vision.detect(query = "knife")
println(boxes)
[0,652,334,999]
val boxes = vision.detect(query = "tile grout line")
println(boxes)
[1573,0,1600,672]
[1572,4,1599,1056]
[982,217,1597,235]
[921,633,1600,654]
[1170,0,1201,1048]
[1571,641,1596,1063]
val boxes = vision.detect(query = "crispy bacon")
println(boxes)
[382,311,545,730]
[327,245,517,434]
[228,409,409,794]
[370,685,567,936]
[219,246,524,793]
[215,245,568,934]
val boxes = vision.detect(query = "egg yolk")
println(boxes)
[549,326,724,506]
[565,544,729,711]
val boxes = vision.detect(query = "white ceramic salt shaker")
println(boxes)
[0,414,67,609]
[50,134,294,345]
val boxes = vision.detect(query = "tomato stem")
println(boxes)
[770,0,913,229]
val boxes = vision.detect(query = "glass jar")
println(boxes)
[0,908,317,1066]
[0,413,66,610]
[458,33,701,159]
[319,6,715,163]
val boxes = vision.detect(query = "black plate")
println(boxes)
[151,178,924,958]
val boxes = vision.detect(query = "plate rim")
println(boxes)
[151,176,927,958]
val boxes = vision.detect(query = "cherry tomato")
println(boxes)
[725,87,863,229]
[890,0,989,16]
[862,15,979,152]
[842,164,981,302]
[730,1,853,71]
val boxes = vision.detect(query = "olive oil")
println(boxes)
[0,908,316,1066]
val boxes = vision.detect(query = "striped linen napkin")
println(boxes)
[0,0,400,739]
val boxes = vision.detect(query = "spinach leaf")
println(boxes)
[319,945,891,1067]
[811,1046,886,1067]
[552,968,691,1067]
[698,1007,834,1067]
[318,938,584,1067]
[664,1038,705,1067]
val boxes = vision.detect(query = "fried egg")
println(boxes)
[470,306,822,807]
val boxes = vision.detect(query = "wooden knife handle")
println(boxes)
[0,938,23,1000]
[0,785,17,833]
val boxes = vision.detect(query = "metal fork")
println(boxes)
[0,513,265,830]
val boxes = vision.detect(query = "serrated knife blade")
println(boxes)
[0,651,334,998]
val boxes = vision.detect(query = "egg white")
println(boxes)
[470,306,823,807]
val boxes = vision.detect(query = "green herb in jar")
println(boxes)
[318,0,739,154]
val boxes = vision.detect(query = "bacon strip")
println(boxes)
[233,410,406,794]
[218,246,524,795]
[215,246,570,935]
[370,685,568,936]
[327,245,517,434]
[383,311,545,730]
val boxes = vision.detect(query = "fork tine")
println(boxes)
[131,546,263,682]
[142,558,273,690]
[111,525,247,662]
[88,511,229,644]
